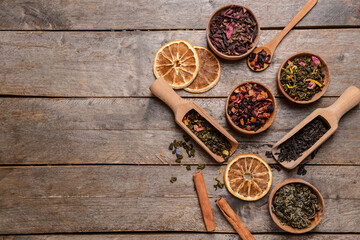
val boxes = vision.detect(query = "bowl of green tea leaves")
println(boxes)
[277,52,330,104]
[268,178,325,234]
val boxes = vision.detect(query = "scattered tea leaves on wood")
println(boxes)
[197,164,205,170]
[183,134,190,142]
[297,165,307,175]
[265,151,273,158]
[170,177,177,183]
[168,138,196,164]
[213,168,224,190]
[270,164,281,172]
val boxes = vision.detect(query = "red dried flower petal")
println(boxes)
[226,22,235,39]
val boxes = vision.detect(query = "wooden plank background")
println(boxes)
[0,29,359,97]
[0,97,358,165]
[0,165,359,234]
[0,0,359,30]
[0,0,359,238]
[1,234,360,240]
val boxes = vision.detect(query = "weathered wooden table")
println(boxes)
[0,1,359,239]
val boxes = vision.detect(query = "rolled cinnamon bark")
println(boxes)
[193,171,215,231]
[216,197,256,240]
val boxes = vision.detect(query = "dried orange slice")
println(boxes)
[224,153,272,201]
[153,40,200,89]
[184,46,221,93]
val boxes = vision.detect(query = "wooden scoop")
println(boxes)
[247,0,318,72]
[149,77,238,163]
[272,86,360,169]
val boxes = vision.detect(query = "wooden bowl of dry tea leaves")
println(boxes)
[206,4,260,60]
[225,81,277,135]
[268,178,325,234]
[277,52,330,104]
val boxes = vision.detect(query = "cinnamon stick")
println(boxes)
[193,171,215,231]
[216,197,256,240]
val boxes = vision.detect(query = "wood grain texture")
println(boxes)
[0,165,358,234]
[0,0,358,238]
[0,0,359,30]
[0,97,358,165]
[0,29,359,97]
[1,98,358,132]
[1,234,360,240]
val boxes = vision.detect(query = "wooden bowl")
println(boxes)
[206,4,260,61]
[225,81,277,135]
[268,178,325,234]
[277,52,330,104]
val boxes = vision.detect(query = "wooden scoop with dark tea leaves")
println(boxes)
[150,77,238,163]
[272,86,360,169]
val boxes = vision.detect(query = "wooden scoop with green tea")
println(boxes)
[272,86,360,169]
[150,77,238,163]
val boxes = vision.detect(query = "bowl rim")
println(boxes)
[206,4,261,60]
[268,178,325,234]
[277,52,330,104]
[225,81,277,135]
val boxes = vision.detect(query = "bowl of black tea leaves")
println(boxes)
[277,52,330,104]
[206,4,260,60]
[268,178,325,234]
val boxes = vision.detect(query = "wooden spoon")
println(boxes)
[272,86,360,169]
[247,0,318,72]
[149,77,239,163]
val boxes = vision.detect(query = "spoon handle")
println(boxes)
[149,77,187,113]
[326,86,360,122]
[267,0,318,51]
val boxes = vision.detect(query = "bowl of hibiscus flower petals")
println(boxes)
[226,81,277,134]
[206,4,260,60]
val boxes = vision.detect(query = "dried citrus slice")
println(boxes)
[224,153,272,201]
[184,46,221,93]
[153,40,200,89]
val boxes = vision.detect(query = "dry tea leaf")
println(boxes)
[170,177,177,183]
